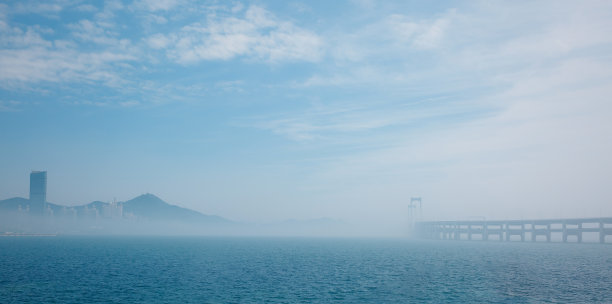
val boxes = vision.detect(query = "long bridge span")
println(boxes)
[415,217,612,243]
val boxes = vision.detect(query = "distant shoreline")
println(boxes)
[1,233,57,237]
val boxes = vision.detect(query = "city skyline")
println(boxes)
[1,1,612,235]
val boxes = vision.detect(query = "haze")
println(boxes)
[1,1,611,236]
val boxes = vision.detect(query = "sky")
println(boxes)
[1,0,611,235]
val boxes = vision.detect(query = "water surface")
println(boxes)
[1,237,610,303]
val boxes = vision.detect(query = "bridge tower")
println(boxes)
[408,197,422,228]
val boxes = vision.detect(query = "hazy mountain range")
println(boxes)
[0,193,229,223]
[0,194,347,236]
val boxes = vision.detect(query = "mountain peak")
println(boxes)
[136,193,160,199]
[129,193,166,205]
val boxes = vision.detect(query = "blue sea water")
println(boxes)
[0,237,611,303]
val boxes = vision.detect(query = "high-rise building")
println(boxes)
[30,171,47,204]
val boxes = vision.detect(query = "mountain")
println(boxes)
[120,193,228,223]
[0,197,31,210]
[0,195,349,236]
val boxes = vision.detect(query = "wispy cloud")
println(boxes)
[0,2,138,88]
[1,2,324,97]
[133,0,182,12]
[0,44,137,86]
[252,95,478,142]
[68,19,121,45]
[326,10,454,65]
[238,1,612,221]
[150,5,323,63]
[0,100,22,111]
[74,4,98,13]
[12,1,63,16]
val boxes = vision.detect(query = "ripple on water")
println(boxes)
[0,238,611,303]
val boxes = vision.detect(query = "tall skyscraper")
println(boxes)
[30,171,47,204]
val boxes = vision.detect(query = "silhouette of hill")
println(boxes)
[0,195,351,236]
[0,197,30,210]
[120,193,228,223]
[0,197,64,214]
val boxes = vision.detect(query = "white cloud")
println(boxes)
[0,2,140,88]
[254,97,466,142]
[68,19,119,45]
[411,17,450,49]
[0,26,52,48]
[146,14,168,24]
[0,46,135,85]
[0,18,136,87]
[119,100,140,107]
[93,0,124,27]
[327,10,454,65]
[13,1,63,15]
[152,5,323,63]
[103,0,124,12]
[75,4,98,12]
[146,33,171,49]
[386,13,451,49]
[134,0,181,12]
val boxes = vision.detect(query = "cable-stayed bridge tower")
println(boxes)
[408,197,422,230]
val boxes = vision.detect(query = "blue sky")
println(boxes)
[1,0,611,235]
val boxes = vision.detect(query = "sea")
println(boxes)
[0,237,611,303]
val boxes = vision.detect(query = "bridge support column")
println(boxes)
[563,222,568,243]
[547,224,551,242]
[468,224,472,241]
[578,223,583,243]
[600,221,605,244]
[505,223,510,241]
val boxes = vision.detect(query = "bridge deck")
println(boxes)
[415,217,612,243]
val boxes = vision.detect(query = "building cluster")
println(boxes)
[102,199,123,219]
[18,171,125,220]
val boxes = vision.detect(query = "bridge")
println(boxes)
[415,218,612,243]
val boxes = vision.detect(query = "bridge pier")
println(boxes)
[505,223,524,242]
[468,224,472,241]
[487,223,503,241]
[564,222,583,243]
[531,223,551,242]
[455,224,460,240]
[505,223,510,241]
